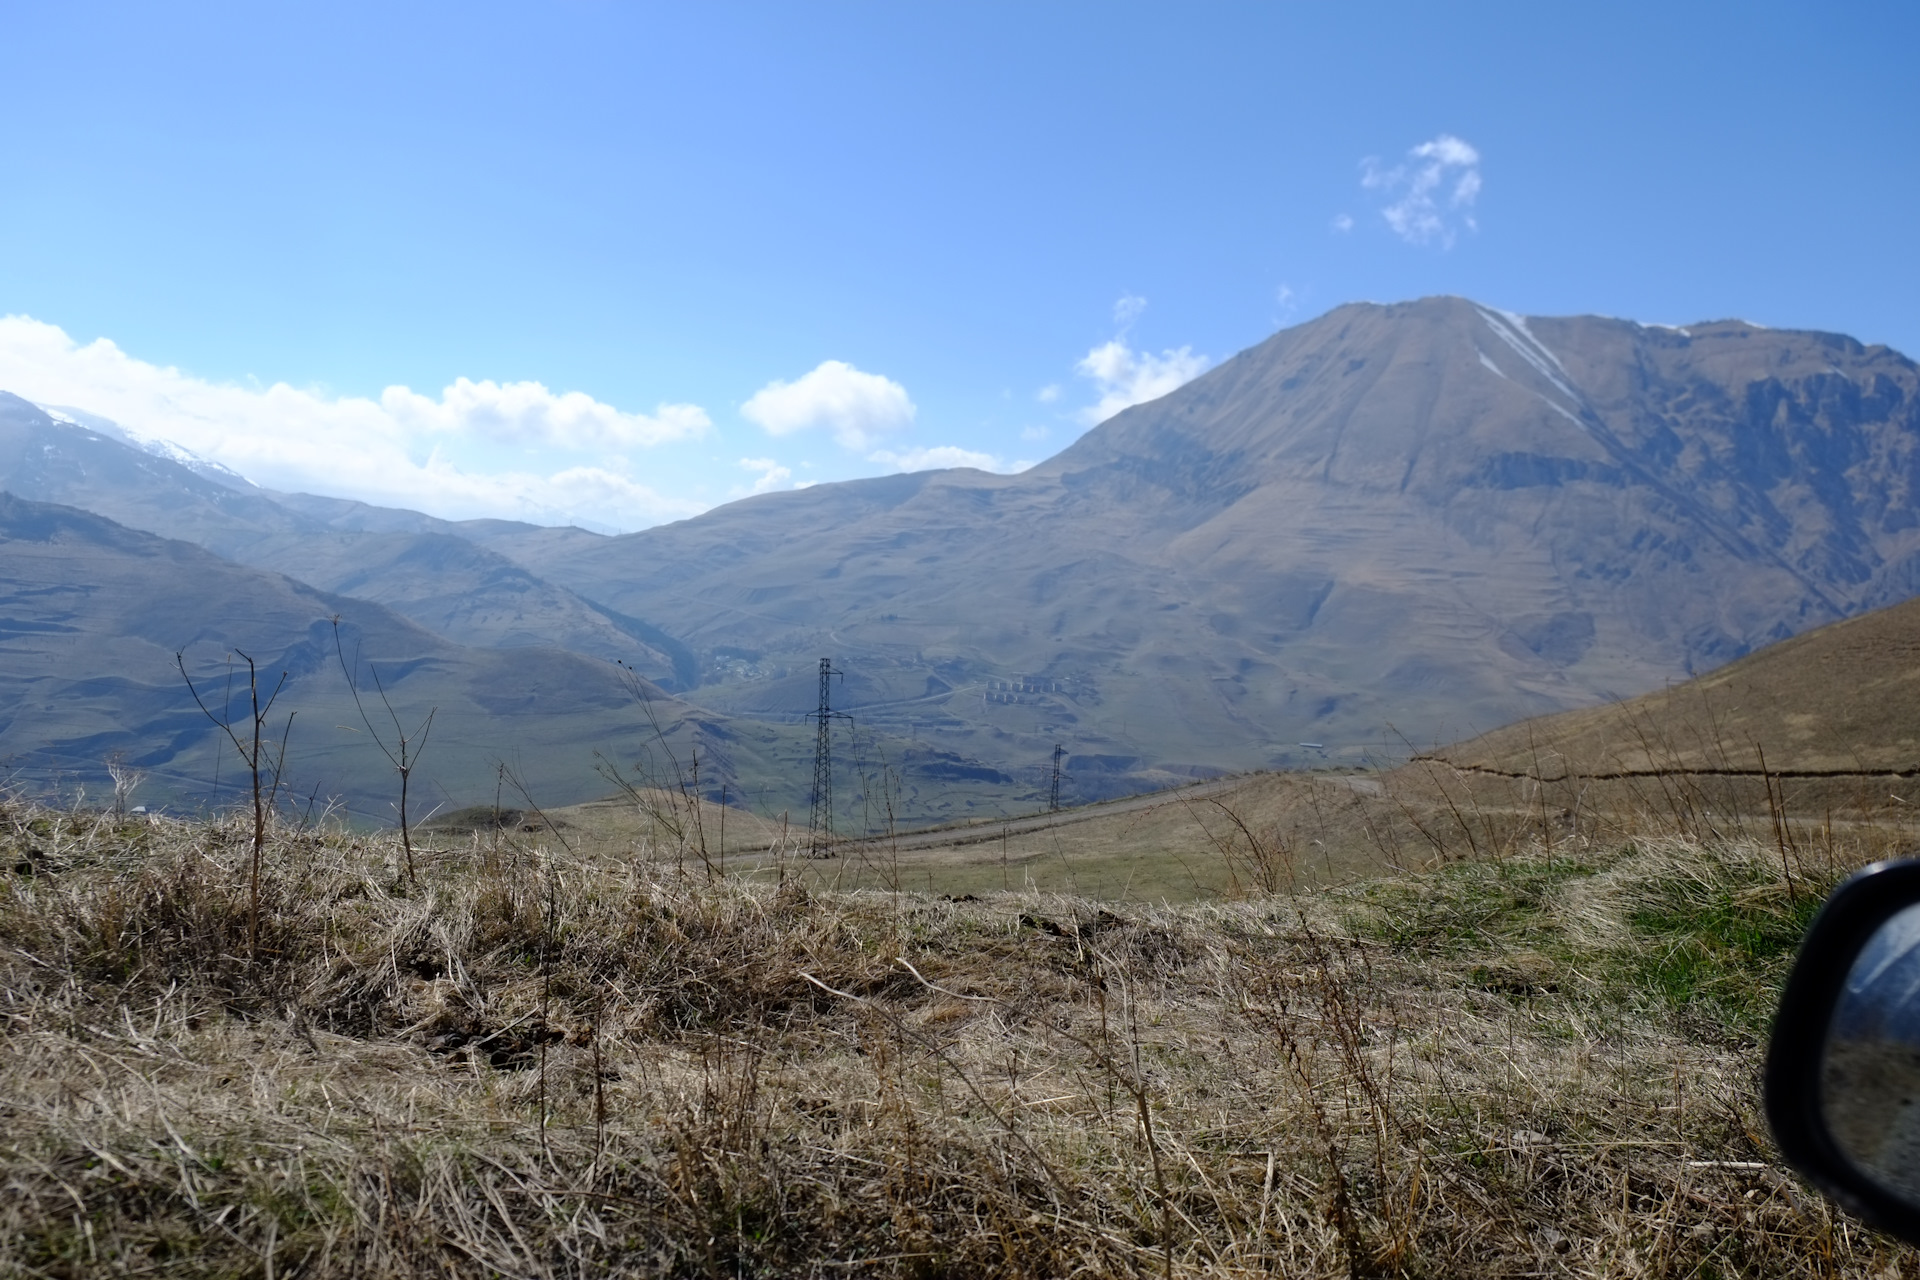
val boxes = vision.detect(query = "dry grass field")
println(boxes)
[506,741,1920,907]
[4,778,1918,1277]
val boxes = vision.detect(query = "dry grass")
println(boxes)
[0,798,1913,1278]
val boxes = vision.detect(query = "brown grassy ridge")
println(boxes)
[1434,593,1920,792]
[1,797,1915,1278]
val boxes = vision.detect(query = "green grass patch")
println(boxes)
[1619,866,1829,1035]
[1348,855,1598,957]
[1341,844,1836,1037]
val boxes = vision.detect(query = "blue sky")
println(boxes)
[1,2,1914,530]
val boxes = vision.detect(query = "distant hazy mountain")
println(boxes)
[501,297,1920,790]
[0,394,688,687]
[0,492,741,817]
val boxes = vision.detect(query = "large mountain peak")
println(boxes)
[1034,298,1920,598]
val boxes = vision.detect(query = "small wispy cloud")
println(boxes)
[1071,295,1209,425]
[1331,212,1354,233]
[1075,341,1209,424]
[740,360,914,450]
[1020,424,1050,442]
[1359,133,1481,248]
[1036,384,1061,403]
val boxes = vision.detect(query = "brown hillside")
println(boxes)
[1436,592,1920,780]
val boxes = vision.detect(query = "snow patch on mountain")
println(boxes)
[37,401,256,491]
[1476,308,1583,409]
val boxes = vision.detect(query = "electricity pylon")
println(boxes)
[1049,743,1065,813]
[807,658,850,856]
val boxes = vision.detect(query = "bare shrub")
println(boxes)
[333,617,436,885]
[104,751,142,819]
[176,647,294,957]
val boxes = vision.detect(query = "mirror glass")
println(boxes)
[1823,901,1920,1202]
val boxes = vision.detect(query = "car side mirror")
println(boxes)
[1767,858,1920,1245]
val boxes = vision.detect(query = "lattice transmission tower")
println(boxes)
[807,658,850,856]
[1049,743,1066,813]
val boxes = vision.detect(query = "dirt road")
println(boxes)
[833,773,1253,855]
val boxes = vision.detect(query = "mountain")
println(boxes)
[1371,587,1920,851]
[0,394,687,687]
[44,402,260,491]
[0,492,748,817]
[501,297,1920,791]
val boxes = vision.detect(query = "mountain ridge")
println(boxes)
[0,393,689,688]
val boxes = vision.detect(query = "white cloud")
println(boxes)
[1360,133,1482,247]
[1020,424,1051,442]
[530,466,701,531]
[381,378,708,450]
[1331,212,1354,233]
[736,456,794,495]
[0,314,706,530]
[1073,338,1210,425]
[868,444,1027,474]
[1036,384,1061,403]
[740,359,915,450]
[1063,294,1211,425]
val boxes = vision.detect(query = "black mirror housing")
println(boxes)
[1767,857,1920,1244]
